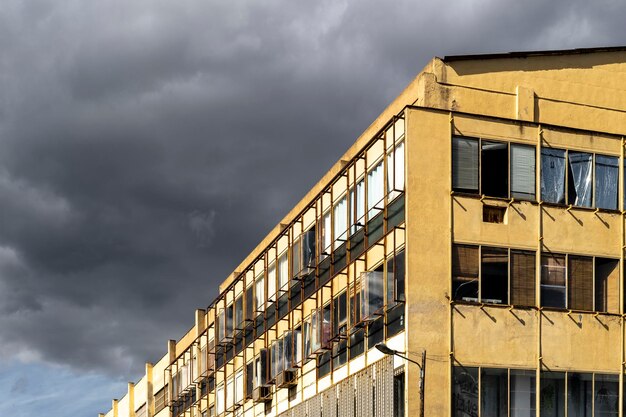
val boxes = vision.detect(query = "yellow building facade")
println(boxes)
[100,47,626,417]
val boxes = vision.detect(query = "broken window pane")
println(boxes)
[452,366,478,417]
[452,244,479,302]
[541,254,566,308]
[595,155,618,210]
[568,256,593,311]
[481,247,508,304]
[567,372,592,417]
[511,144,536,199]
[510,250,536,306]
[452,137,479,193]
[540,372,565,417]
[595,258,619,313]
[541,148,566,204]
[482,141,509,198]
[510,370,536,417]
[481,368,507,417]
[568,152,592,207]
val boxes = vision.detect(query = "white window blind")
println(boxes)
[511,144,536,199]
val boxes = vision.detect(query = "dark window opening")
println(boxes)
[481,368,507,417]
[393,372,405,417]
[483,205,506,223]
[481,247,508,304]
[595,258,619,313]
[481,141,508,198]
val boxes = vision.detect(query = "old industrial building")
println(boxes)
[100,47,626,417]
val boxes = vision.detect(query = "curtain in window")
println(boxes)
[595,155,618,210]
[541,148,566,204]
[367,161,384,212]
[452,244,479,301]
[568,152,592,207]
[333,196,348,247]
[452,137,479,192]
[511,144,536,199]
[568,256,593,311]
[511,250,536,306]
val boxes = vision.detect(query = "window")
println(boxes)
[291,238,301,279]
[511,144,536,199]
[393,372,405,417]
[235,369,244,405]
[453,137,479,193]
[245,361,254,399]
[360,269,384,321]
[540,371,565,416]
[350,179,365,234]
[245,284,254,322]
[367,160,384,215]
[387,141,405,201]
[541,253,619,312]
[154,385,168,414]
[333,195,348,248]
[278,251,288,291]
[541,254,566,308]
[321,211,332,259]
[453,244,536,306]
[234,294,244,331]
[452,366,478,417]
[510,370,536,417]
[481,247,508,304]
[255,273,265,313]
[481,368,507,417]
[216,384,224,415]
[481,141,508,198]
[225,377,234,410]
[542,147,619,209]
[267,261,276,302]
[453,137,537,200]
[596,155,619,210]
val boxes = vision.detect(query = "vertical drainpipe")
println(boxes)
[617,137,626,416]
[112,399,118,417]
[536,124,543,416]
[448,111,454,417]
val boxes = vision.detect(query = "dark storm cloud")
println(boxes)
[1,0,626,383]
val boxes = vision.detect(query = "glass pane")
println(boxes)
[594,374,618,417]
[595,155,618,210]
[568,152,593,207]
[541,254,566,308]
[452,366,478,417]
[567,372,592,417]
[510,370,536,417]
[481,368,507,417]
[452,137,479,193]
[511,144,536,199]
[278,252,288,290]
[541,148,566,204]
[540,372,565,417]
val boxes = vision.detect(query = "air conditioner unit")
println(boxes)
[252,385,272,403]
[275,370,297,389]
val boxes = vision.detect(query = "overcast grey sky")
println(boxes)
[0,1,624,416]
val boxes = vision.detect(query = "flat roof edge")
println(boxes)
[442,45,626,62]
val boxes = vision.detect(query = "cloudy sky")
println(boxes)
[0,0,624,416]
